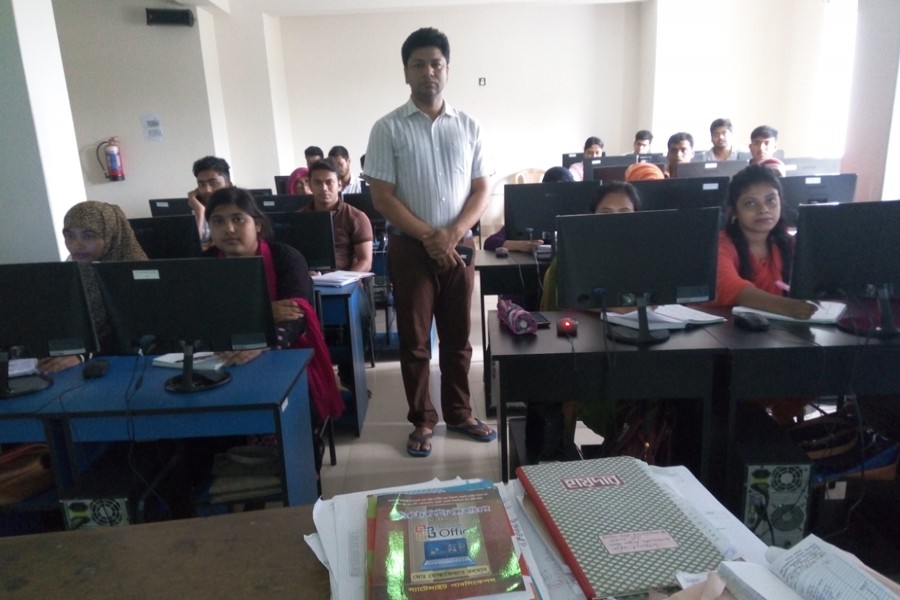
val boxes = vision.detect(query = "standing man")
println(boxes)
[365,27,495,458]
[697,118,750,162]
[328,146,364,194]
[188,155,233,249]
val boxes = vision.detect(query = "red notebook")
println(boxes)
[516,456,723,599]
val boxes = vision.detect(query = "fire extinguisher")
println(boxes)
[96,137,125,181]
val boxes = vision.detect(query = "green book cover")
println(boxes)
[516,456,723,599]
[366,486,528,600]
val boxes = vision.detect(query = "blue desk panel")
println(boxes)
[316,280,369,436]
[29,351,318,506]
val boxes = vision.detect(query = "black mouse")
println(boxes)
[82,359,109,379]
[733,312,769,332]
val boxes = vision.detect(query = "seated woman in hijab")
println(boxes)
[38,201,148,374]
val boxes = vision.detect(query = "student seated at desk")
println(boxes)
[484,166,572,256]
[540,182,641,312]
[711,165,816,320]
[287,166,312,195]
[712,165,817,423]
[201,187,344,422]
[39,201,148,374]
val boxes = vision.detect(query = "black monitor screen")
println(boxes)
[128,216,202,259]
[274,175,290,195]
[556,207,720,310]
[630,177,729,212]
[0,262,97,397]
[779,173,857,226]
[675,161,747,179]
[503,181,598,242]
[94,258,276,391]
[791,201,900,300]
[782,157,841,177]
[149,198,192,217]
[268,211,336,272]
[343,192,384,228]
[561,152,582,168]
[248,188,273,197]
[256,194,312,214]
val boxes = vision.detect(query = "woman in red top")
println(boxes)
[715,165,817,319]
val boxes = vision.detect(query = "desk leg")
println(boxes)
[480,282,491,412]
[496,360,509,482]
[279,369,318,506]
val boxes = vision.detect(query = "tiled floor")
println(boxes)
[321,275,502,497]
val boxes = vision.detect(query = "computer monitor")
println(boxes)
[248,188,272,197]
[556,207,720,345]
[779,173,857,226]
[583,155,645,180]
[256,194,312,214]
[343,192,385,250]
[94,258,276,392]
[268,211,337,272]
[790,201,900,337]
[274,175,290,195]
[0,262,97,398]
[503,181,598,244]
[128,216,203,259]
[675,161,748,179]
[149,198,192,217]
[562,152,582,168]
[589,162,668,185]
[630,177,729,213]
[781,157,841,177]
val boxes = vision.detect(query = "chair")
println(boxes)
[514,168,546,185]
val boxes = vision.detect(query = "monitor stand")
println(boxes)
[165,342,231,393]
[836,287,899,340]
[606,295,670,346]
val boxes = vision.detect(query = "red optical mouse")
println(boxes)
[557,316,578,336]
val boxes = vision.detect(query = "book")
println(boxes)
[718,534,900,600]
[151,352,225,371]
[732,301,846,324]
[605,304,726,331]
[365,485,530,600]
[312,270,373,287]
[515,456,724,599]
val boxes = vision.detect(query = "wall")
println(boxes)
[0,0,82,263]
[280,2,644,226]
[52,0,216,217]
[651,0,856,160]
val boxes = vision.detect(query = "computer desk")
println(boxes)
[475,251,550,411]
[0,504,329,598]
[315,278,370,436]
[488,310,726,483]
[0,350,319,507]
[704,317,900,485]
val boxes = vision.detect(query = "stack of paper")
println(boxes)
[312,270,373,287]
[605,304,726,331]
[732,301,846,324]
[152,352,225,371]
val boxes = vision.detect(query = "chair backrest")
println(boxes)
[514,168,546,185]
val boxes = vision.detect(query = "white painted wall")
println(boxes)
[651,0,856,160]
[52,0,215,217]
[0,0,83,263]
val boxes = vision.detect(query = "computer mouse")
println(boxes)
[733,312,769,332]
[82,359,110,379]
[494,247,509,258]
[557,316,578,337]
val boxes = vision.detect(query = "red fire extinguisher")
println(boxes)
[96,137,125,181]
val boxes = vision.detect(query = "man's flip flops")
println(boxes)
[406,432,433,457]
[446,418,497,442]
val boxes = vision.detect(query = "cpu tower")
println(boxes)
[729,404,812,548]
